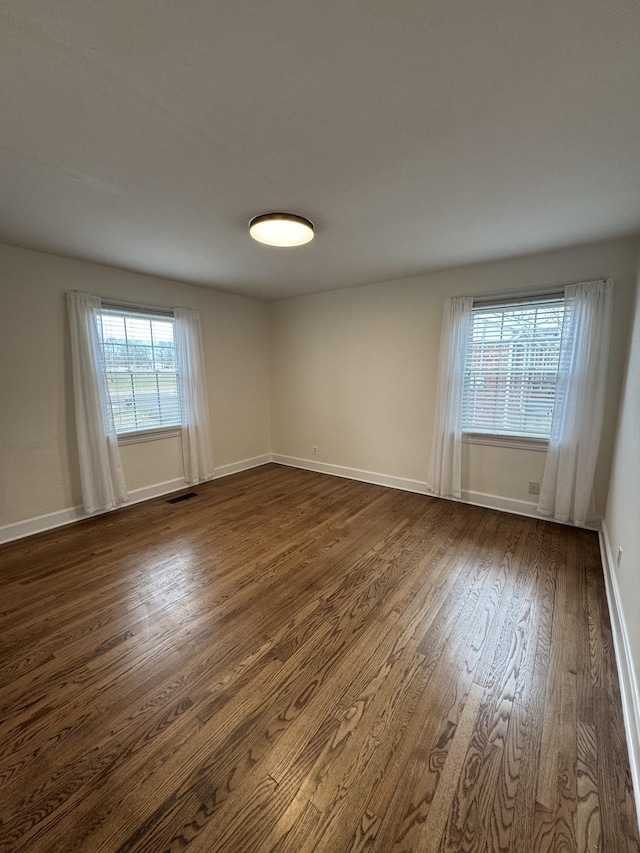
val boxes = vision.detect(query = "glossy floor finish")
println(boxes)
[0,464,637,852]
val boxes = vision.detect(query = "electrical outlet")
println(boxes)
[312,445,318,456]
[617,546,623,567]
[528,481,540,496]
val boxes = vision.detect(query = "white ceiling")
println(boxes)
[1,1,639,300]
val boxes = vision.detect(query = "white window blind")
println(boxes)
[98,308,181,434]
[461,297,565,439]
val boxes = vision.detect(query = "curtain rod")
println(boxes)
[469,277,608,306]
[100,298,175,317]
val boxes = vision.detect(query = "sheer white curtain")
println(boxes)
[174,308,214,484]
[427,296,474,498]
[538,279,613,526]
[66,291,128,513]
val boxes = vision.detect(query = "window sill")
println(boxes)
[462,432,549,452]
[117,427,182,446]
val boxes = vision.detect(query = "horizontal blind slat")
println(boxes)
[99,310,181,434]
[462,298,564,439]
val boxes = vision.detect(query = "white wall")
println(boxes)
[604,249,640,751]
[0,243,271,531]
[2,234,638,538]
[269,235,640,517]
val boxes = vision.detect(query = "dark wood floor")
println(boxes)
[0,463,637,852]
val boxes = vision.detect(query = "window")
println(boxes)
[98,307,181,435]
[461,296,565,439]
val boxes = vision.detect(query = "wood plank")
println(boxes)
[0,464,637,852]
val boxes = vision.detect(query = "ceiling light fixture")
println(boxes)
[249,212,314,247]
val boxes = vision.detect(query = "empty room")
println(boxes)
[1,2,640,851]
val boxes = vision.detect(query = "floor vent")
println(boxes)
[166,492,198,504]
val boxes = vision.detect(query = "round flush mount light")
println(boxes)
[249,212,314,247]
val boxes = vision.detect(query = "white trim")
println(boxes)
[1,451,599,544]
[271,455,599,529]
[0,478,188,545]
[457,488,598,529]
[271,454,432,495]
[0,455,272,544]
[599,521,640,831]
[118,426,182,445]
[462,433,549,452]
[272,454,544,510]
[213,454,273,478]
[460,489,539,517]
[126,477,188,504]
[0,505,89,544]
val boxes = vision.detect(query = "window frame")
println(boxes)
[461,292,565,448]
[98,301,182,443]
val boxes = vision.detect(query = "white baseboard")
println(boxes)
[213,454,272,478]
[460,489,540,518]
[0,505,90,545]
[0,477,189,545]
[272,455,601,528]
[271,454,432,495]
[599,521,640,829]
[0,455,272,545]
[127,477,189,504]
[1,450,597,542]
[271,454,574,523]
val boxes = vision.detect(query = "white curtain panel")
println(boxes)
[174,308,215,484]
[538,279,613,526]
[427,296,474,498]
[66,291,128,513]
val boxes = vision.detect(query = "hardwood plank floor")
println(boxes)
[0,463,637,852]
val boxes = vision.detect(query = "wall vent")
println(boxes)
[166,492,198,504]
